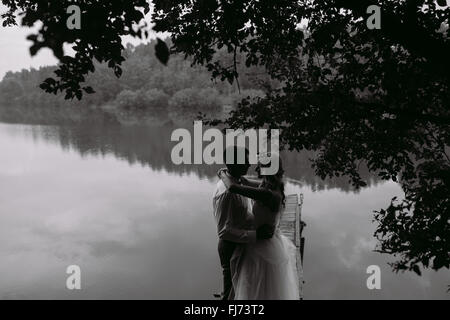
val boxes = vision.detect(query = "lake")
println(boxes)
[0,122,448,299]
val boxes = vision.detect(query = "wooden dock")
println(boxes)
[279,194,305,299]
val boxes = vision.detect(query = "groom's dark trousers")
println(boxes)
[218,239,238,300]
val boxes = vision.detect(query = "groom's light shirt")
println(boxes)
[213,179,256,243]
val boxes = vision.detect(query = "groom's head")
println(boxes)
[223,146,250,177]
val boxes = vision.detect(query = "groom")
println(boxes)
[212,146,274,300]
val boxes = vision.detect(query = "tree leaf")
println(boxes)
[155,38,170,65]
[412,265,421,276]
[114,66,122,78]
[83,86,95,94]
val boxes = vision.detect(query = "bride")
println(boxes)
[218,153,300,300]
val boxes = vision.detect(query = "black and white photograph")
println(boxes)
[0,0,449,302]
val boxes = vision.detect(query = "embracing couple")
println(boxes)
[213,146,299,300]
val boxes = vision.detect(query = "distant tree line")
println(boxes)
[0,39,267,125]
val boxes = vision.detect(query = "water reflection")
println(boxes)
[0,123,448,299]
[28,122,382,192]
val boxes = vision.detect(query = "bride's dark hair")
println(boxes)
[260,154,286,208]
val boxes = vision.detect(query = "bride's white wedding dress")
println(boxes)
[230,200,300,300]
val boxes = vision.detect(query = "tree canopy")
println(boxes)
[154,0,450,276]
[1,0,449,276]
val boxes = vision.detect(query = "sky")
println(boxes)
[0,4,160,81]
[0,25,57,80]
